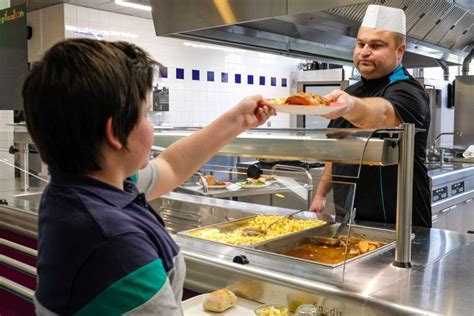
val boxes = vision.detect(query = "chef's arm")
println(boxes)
[344,97,401,128]
[309,162,333,212]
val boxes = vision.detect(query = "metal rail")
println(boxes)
[0,255,37,276]
[0,238,37,257]
[0,277,34,301]
[394,123,414,267]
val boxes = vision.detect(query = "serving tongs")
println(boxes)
[313,209,355,247]
[241,210,306,236]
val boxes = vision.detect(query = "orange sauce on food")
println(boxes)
[284,244,358,264]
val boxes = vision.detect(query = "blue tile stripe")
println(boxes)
[169,67,287,87]
[192,69,200,81]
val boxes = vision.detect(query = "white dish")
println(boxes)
[237,182,272,189]
[270,103,347,115]
[182,293,260,315]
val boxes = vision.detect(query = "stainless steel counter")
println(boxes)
[2,189,474,315]
[179,230,473,315]
[150,193,474,315]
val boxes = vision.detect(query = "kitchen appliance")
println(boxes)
[453,75,474,150]
[429,164,474,233]
[416,78,453,149]
[152,85,169,112]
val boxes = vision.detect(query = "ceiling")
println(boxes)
[151,0,473,67]
[10,0,473,68]
[12,0,153,19]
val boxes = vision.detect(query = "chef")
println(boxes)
[309,5,432,228]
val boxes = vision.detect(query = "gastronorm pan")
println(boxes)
[253,224,399,268]
[178,215,328,247]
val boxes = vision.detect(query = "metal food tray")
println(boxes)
[253,224,398,268]
[178,215,328,247]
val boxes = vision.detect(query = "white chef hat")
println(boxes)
[361,4,406,35]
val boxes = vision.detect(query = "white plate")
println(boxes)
[196,183,229,189]
[270,103,347,115]
[237,182,272,189]
[183,293,260,316]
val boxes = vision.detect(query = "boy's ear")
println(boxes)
[105,117,123,150]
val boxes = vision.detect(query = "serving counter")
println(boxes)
[150,192,473,315]
[3,125,474,315]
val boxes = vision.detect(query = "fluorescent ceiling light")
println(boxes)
[115,0,151,12]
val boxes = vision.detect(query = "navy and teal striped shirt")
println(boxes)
[34,168,185,315]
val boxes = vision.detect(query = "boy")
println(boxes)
[23,38,274,315]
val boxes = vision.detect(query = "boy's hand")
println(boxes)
[231,95,276,129]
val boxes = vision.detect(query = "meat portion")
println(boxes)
[285,92,330,106]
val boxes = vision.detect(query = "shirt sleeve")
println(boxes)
[71,233,181,316]
[383,80,429,128]
[134,161,159,197]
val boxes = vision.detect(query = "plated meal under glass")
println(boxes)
[236,177,273,189]
[197,175,230,189]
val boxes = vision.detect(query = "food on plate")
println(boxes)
[187,215,326,245]
[260,174,277,181]
[268,92,331,106]
[286,92,330,106]
[268,96,287,105]
[199,175,226,186]
[283,236,386,264]
[202,288,237,312]
[242,177,267,186]
[254,304,289,316]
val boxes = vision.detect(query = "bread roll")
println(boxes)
[202,288,237,312]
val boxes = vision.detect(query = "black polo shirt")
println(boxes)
[330,64,432,228]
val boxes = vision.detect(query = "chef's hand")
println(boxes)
[322,89,355,120]
[309,195,325,213]
[229,95,276,129]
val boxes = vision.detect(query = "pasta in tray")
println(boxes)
[187,215,326,245]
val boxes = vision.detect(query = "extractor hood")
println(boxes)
[150,0,473,68]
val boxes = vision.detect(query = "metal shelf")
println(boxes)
[153,128,400,166]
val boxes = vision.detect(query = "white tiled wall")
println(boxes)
[59,4,300,128]
[27,5,65,63]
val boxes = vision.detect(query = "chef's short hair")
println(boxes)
[22,38,161,174]
[393,33,406,47]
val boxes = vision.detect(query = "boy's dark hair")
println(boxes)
[22,38,160,174]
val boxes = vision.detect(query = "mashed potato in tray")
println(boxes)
[188,215,326,245]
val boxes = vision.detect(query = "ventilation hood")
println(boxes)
[150,0,473,68]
